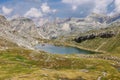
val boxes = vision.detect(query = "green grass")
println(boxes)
[0,48,119,79]
[53,25,120,54]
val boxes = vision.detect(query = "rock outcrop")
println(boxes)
[0,15,40,49]
[74,31,115,43]
[10,17,42,38]
[74,34,96,43]
[37,13,120,39]
[98,31,115,38]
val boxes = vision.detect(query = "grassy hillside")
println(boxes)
[74,26,120,54]
[0,48,119,80]
[54,25,120,55]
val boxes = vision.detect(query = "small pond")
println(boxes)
[35,44,93,54]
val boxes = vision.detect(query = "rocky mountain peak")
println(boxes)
[10,17,43,39]
[10,17,36,32]
[0,15,6,20]
[86,13,108,23]
[0,15,40,49]
[107,13,120,23]
[11,17,33,22]
[0,15,10,26]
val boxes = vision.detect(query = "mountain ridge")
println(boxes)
[0,13,120,49]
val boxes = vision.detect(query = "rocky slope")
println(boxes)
[0,12,120,49]
[0,15,39,49]
[10,17,42,39]
[38,13,120,39]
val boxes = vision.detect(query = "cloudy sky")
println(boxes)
[0,0,119,19]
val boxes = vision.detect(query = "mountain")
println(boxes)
[107,13,120,23]
[0,15,39,49]
[10,17,41,38]
[37,13,120,39]
[0,14,120,80]
[0,12,120,49]
[86,13,108,23]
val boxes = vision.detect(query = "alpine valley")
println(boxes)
[0,12,120,80]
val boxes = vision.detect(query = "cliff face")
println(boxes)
[10,17,41,38]
[38,13,120,39]
[0,16,40,49]
[0,15,9,26]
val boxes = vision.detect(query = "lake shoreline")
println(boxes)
[35,43,93,54]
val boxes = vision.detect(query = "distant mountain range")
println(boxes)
[0,13,120,49]
[38,13,120,39]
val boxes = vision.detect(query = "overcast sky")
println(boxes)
[0,0,119,19]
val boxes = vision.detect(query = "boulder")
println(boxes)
[74,34,96,43]
[99,31,115,38]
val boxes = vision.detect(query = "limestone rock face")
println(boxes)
[0,12,120,49]
[86,13,108,23]
[0,16,39,49]
[0,15,10,27]
[10,17,41,38]
[62,23,71,31]
[107,13,120,23]
[38,13,120,39]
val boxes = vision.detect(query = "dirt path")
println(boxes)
[95,42,107,51]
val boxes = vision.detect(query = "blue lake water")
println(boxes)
[35,44,92,54]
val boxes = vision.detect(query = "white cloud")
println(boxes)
[108,0,120,16]
[62,0,91,5]
[41,3,57,13]
[24,3,57,18]
[93,0,113,14]
[52,9,57,13]
[62,0,93,11]
[2,6,13,15]
[72,5,77,10]
[41,3,51,13]
[114,0,120,12]
[24,8,42,18]
[62,0,113,13]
